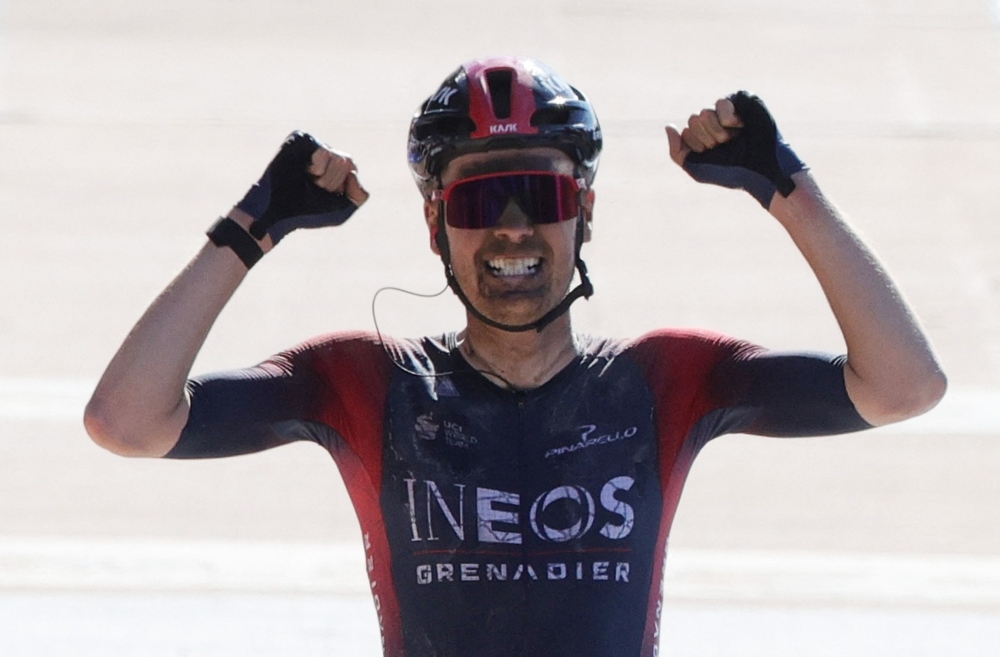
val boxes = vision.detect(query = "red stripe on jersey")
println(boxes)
[627,328,756,655]
[307,331,404,654]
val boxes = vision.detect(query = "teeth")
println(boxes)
[487,257,540,276]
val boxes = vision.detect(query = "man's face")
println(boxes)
[425,147,593,328]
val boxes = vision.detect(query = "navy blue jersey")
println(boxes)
[169,329,869,656]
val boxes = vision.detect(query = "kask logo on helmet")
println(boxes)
[488,123,519,134]
[430,85,459,107]
[407,56,602,195]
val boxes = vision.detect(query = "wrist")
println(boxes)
[768,171,827,225]
[226,207,274,254]
[205,210,273,270]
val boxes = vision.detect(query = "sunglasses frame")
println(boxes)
[431,171,586,229]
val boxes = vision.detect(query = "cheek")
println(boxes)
[541,222,579,264]
[444,228,484,264]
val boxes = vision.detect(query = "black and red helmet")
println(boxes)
[407,56,602,198]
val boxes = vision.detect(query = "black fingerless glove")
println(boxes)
[682,91,806,209]
[237,131,360,243]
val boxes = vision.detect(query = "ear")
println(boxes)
[424,199,442,255]
[581,189,595,243]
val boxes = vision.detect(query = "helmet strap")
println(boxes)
[434,206,594,334]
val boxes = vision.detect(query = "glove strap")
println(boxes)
[206,216,264,269]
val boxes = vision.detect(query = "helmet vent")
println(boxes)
[531,106,571,127]
[413,116,476,141]
[485,69,513,120]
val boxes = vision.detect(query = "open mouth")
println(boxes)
[486,257,541,277]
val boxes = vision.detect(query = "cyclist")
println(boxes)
[85,56,945,656]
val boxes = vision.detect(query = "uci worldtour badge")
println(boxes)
[414,414,439,441]
[413,412,477,449]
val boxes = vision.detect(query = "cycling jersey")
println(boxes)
[168,329,869,657]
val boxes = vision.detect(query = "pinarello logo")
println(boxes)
[545,424,639,459]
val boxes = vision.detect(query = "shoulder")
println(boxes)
[573,330,767,390]
[610,329,773,398]
[285,330,389,354]
[280,330,427,359]
[574,329,765,366]
[624,328,764,366]
[273,331,455,381]
[268,330,404,379]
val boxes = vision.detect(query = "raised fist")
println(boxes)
[666,92,806,209]
[237,132,369,244]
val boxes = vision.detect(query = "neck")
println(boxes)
[458,313,579,390]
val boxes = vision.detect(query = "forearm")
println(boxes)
[85,212,266,456]
[768,172,946,425]
[86,133,366,457]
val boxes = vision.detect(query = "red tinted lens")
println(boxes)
[443,172,580,229]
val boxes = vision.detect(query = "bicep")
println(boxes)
[715,351,872,437]
[165,361,324,459]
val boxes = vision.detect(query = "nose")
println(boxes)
[492,197,534,241]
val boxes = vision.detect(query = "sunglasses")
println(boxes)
[432,171,585,229]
